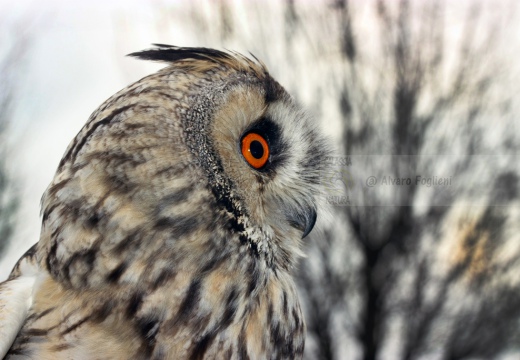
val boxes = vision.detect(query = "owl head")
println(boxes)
[38,45,330,289]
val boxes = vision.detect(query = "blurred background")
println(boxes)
[1,0,520,359]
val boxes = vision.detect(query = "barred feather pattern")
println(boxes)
[2,46,329,359]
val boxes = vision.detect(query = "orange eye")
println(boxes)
[241,132,269,169]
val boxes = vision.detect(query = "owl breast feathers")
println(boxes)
[0,45,329,359]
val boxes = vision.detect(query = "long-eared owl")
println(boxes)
[0,45,329,359]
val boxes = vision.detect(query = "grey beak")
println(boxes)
[287,206,317,239]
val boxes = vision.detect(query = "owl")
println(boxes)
[0,45,329,359]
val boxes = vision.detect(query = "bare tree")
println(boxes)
[298,1,520,359]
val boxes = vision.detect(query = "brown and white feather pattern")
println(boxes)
[0,45,329,359]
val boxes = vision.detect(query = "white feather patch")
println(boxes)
[0,271,37,357]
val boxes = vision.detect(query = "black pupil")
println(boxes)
[249,140,264,159]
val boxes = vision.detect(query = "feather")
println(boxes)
[0,276,36,357]
[0,252,39,358]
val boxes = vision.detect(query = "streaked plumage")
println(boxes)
[0,45,329,359]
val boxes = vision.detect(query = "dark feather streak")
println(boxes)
[59,104,134,169]
[60,315,92,335]
[154,215,202,238]
[106,262,128,283]
[128,45,235,64]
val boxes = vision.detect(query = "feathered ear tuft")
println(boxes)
[128,44,279,100]
[127,44,235,64]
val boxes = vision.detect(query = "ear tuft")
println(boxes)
[127,44,235,64]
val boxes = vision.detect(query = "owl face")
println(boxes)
[182,66,328,270]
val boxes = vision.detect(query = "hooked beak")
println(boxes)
[287,206,317,239]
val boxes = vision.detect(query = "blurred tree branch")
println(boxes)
[299,1,520,359]
[0,18,31,259]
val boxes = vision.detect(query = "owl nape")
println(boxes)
[0,45,330,360]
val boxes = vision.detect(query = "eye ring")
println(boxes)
[241,132,269,169]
